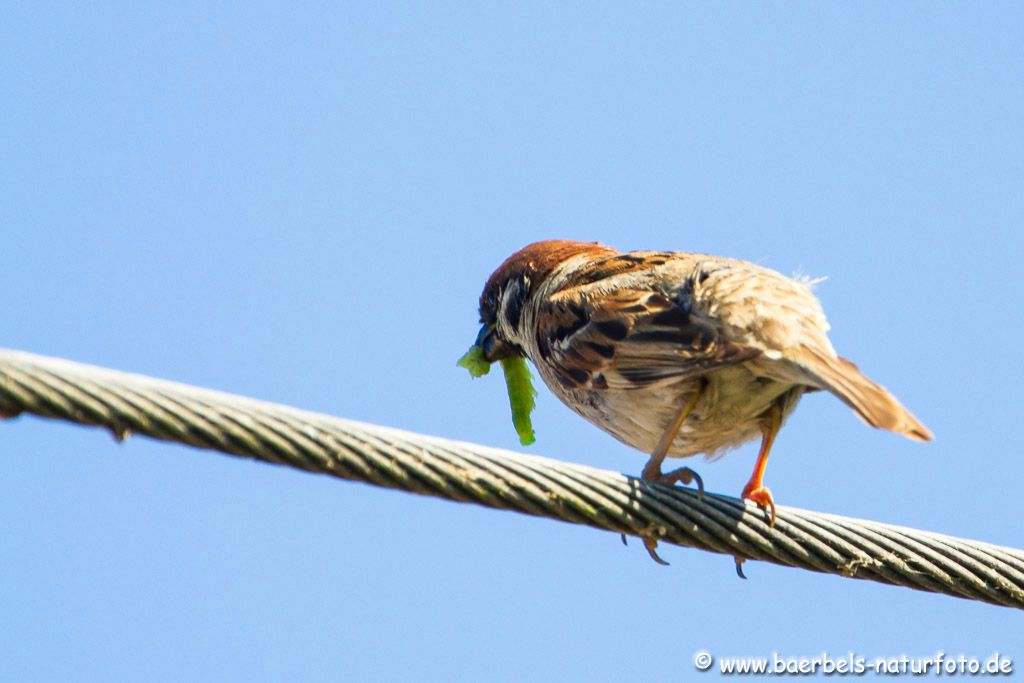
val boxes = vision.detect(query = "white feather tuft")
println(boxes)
[791,270,828,290]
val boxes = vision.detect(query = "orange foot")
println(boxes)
[741,483,777,527]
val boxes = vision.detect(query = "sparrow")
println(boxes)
[471,239,932,559]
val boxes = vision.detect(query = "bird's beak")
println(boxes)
[476,324,513,363]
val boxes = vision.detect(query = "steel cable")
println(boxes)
[1,348,1021,609]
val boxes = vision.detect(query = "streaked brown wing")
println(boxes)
[535,286,760,391]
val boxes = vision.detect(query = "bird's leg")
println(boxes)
[741,399,783,527]
[641,382,705,492]
[629,382,705,565]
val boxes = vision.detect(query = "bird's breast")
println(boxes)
[546,363,802,459]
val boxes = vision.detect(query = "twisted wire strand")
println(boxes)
[1,348,1022,609]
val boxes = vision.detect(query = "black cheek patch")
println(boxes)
[502,281,528,331]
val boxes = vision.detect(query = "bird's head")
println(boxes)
[474,240,616,362]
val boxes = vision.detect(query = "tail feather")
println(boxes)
[797,347,933,442]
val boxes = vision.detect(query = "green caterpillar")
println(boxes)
[457,345,537,446]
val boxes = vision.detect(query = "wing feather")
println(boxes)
[535,277,760,391]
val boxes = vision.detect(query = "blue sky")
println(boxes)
[2,2,1022,680]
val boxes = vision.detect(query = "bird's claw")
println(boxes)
[643,537,670,566]
[621,530,671,566]
[624,465,704,565]
[647,465,705,500]
[741,483,776,527]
